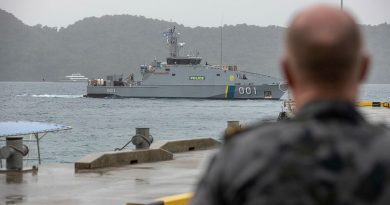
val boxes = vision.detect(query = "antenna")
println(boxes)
[220,19,223,68]
[341,0,343,10]
[164,26,180,57]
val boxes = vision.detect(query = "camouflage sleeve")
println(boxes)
[191,153,226,205]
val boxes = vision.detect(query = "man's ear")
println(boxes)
[358,53,370,83]
[281,56,295,89]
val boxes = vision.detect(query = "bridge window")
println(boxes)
[167,58,201,65]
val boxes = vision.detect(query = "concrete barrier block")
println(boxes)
[75,138,220,172]
[151,138,221,153]
[75,153,104,170]
[75,149,173,171]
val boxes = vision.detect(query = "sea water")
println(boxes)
[0,82,389,163]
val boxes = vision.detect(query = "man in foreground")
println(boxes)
[192,5,390,205]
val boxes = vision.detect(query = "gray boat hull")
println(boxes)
[86,84,284,99]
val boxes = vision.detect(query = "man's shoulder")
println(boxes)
[217,119,390,179]
[219,120,303,163]
[224,119,390,155]
[226,120,303,147]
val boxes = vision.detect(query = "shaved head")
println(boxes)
[285,5,363,87]
[282,5,370,108]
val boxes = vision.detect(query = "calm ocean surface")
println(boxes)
[0,82,389,163]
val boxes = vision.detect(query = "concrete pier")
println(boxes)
[1,107,389,205]
[0,150,215,205]
[359,107,390,125]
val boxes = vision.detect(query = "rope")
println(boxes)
[25,134,33,167]
[114,139,133,151]
[114,134,153,151]
[7,145,29,156]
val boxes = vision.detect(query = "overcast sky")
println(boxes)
[0,0,389,28]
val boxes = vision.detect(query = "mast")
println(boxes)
[220,23,223,68]
[164,26,181,57]
[219,25,223,68]
[341,0,343,10]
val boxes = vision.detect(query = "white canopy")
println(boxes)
[0,121,71,138]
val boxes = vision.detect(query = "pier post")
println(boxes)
[133,128,153,149]
[224,121,241,142]
[227,121,240,128]
[6,137,28,170]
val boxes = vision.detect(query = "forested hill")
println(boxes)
[0,9,389,83]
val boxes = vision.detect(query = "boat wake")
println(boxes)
[30,94,83,98]
[15,94,28,97]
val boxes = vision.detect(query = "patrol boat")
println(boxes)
[86,27,285,99]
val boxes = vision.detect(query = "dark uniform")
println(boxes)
[192,101,390,205]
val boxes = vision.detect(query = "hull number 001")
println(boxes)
[107,88,116,93]
[238,87,257,95]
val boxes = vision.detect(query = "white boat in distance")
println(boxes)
[61,73,88,82]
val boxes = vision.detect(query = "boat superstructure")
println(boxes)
[86,27,285,99]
